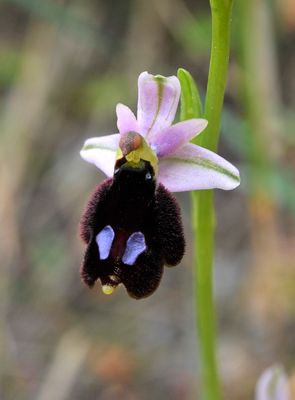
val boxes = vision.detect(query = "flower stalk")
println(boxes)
[180,1,234,399]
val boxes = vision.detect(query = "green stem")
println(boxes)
[201,0,234,151]
[193,190,218,400]
[193,2,234,399]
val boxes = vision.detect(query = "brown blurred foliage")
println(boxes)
[0,0,294,399]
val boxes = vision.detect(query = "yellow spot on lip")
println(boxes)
[102,285,115,295]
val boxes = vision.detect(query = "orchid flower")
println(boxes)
[255,365,290,400]
[79,72,240,299]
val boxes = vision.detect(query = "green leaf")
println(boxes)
[177,68,203,121]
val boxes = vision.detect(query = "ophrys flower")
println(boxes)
[80,72,240,299]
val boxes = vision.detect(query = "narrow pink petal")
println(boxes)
[137,72,180,137]
[80,134,119,177]
[116,103,139,135]
[158,143,240,192]
[150,118,208,157]
[255,366,290,400]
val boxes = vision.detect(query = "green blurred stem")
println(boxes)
[193,2,234,399]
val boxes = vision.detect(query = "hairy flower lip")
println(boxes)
[80,178,185,299]
[80,71,240,192]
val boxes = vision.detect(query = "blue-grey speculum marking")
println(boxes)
[95,225,114,260]
[96,226,146,266]
[122,232,146,265]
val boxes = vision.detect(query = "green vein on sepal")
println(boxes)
[147,75,164,135]
[168,156,240,183]
[82,144,116,151]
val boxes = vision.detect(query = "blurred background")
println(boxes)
[0,0,294,399]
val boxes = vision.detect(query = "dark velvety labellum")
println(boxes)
[80,160,185,299]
